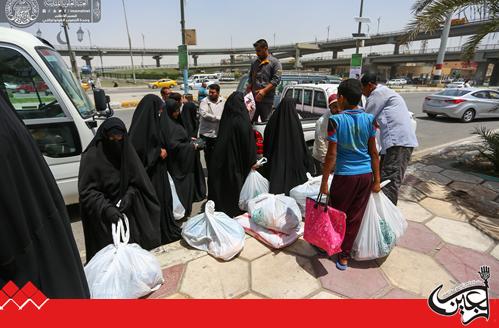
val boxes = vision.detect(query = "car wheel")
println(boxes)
[426,113,437,119]
[461,109,475,123]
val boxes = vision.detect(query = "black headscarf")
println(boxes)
[161,99,206,215]
[129,95,182,244]
[263,97,308,195]
[181,101,199,139]
[129,94,163,173]
[0,95,89,298]
[79,118,161,262]
[208,92,256,217]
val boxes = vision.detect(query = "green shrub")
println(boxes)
[474,127,499,173]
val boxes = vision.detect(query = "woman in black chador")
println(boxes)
[208,92,257,217]
[0,93,89,298]
[79,117,162,262]
[263,97,309,195]
[161,99,206,216]
[129,94,181,244]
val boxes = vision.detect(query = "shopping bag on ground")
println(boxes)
[303,194,346,256]
[236,213,303,249]
[84,214,164,299]
[372,181,407,240]
[182,201,245,261]
[248,193,301,234]
[351,193,396,261]
[168,172,185,220]
[239,158,269,211]
[290,173,334,216]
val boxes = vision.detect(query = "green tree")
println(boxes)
[403,0,499,60]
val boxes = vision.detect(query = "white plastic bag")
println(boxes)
[168,172,185,220]
[247,193,301,234]
[244,92,256,121]
[236,213,303,249]
[182,201,245,261]
[372,191,407,240]
[84,215,164,299]
[352,194,396,261]
[290,173,334,216]
[239,158,269,211]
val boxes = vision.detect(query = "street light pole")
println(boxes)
[142,33,145,68]
[121,0,136,83]
[377,17,381,34]
[87,29,92,48]
[355,0,364,54]
[327,25,330,42]
[433,13,453,83]
[180,0,189,93]
[61,9,80,81]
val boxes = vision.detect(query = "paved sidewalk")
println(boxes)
[72,143,499,299]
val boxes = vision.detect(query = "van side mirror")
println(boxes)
[93,88,113,118]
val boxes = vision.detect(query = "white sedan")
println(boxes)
[180,79,218,90]
[387,79,408,86]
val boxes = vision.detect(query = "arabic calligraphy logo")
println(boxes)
[5,0,40,27]
[428,266,490,325]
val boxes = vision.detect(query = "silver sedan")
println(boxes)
[422,88,499,123]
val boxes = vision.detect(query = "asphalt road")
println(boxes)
[111,90,499,152]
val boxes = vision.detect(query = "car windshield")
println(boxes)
[36,47,95,118]
[436,89,471,97]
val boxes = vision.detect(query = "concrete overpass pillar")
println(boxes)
[393,44,400,55]
[192,54,199,67]
[295,47,302,69]
[474,62,489,86]
[333,50,338,59]
[230,54,235,65]
[489,61,499,86]
[390,64,398,79]
[81,55,93,69]
[153,55,162,68]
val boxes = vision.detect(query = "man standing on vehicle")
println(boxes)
[360,72,418,205]
[247,39,282,123]
[199,84,225,171]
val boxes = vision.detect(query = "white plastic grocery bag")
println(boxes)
[247,193,301,234]
[239,158,269,211]
[290,173,334,216]
[168,172,186,220]
[372,191,407,240]
[84,215,164,299]
[351,194,396,261]
[182,201,245,261]
[236,213,303,249]
[244,92,256,121]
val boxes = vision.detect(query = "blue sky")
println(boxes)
[1,0,494,66]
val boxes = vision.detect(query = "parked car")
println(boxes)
[148,78,177,89]
[180,78,218,90]
[423,88,499,122]
[219,74,236,82]
[15,81,49,94]
[446,81,467,88]
[386,79,408,86]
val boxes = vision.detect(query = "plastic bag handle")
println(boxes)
[380,180,391,189]
[111,200,130,247]
[256,157,268,166]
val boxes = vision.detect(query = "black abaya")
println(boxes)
[263,97,308,195]
[79,118,161,262]
[208,92,257,217]
[129,94,181,244]
[161,99,206,216]
[0,95,89,298]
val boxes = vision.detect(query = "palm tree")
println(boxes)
[403,0,499,60]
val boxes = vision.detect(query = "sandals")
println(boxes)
[335,253,349,271]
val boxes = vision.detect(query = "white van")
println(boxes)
[0,27,111,205]
[281,84,339,118]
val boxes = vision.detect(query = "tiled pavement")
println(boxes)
[74,162,499,299]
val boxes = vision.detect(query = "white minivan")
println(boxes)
[0,27,111,205]
[281,84,339,118]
